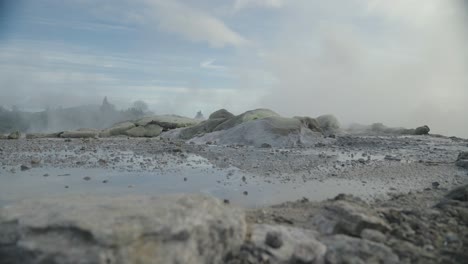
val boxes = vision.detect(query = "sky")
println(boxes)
[0,0,467,137]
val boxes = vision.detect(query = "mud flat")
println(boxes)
[0,134,468,263]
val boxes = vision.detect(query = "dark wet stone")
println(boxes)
[265,231,283,249]
[20,165,30,171]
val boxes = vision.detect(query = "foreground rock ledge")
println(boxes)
[0,195,246,264]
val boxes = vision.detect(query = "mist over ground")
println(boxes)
[0,0,467,137]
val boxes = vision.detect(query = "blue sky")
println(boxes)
[0,0,467,136]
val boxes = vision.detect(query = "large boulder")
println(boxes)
[101,121,136,137]
[178,118,227,140]
[189,116,324,148]
[213,109,280,132]
[414,125,430,135]
[209,109,234,120]
[316,115,340,132]
[0,194,246,264]
[294,116,323,133]
[312,200,391,237]
[230,224,326,264]
[456,152,468,169]
[323,235,399,264]
[135,115,200,130]
[125,124,163,138]
[7,131,20,140]
[0,134,7,140]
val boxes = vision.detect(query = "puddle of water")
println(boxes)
[0,166,387,208]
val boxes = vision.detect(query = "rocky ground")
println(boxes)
[0,132,468,263]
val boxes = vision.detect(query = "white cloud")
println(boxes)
[200,59,227,70]
[144,0,248,48]
[233,0,284,11]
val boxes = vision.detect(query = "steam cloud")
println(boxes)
[256,0,468,137]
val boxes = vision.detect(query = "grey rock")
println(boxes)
[0,194,246,264]
[125,124,163,138]
[7,131,20,140]
[178,118,227,140]
[209,109,234,120]
[189,116,325,148]
[135,115,199,129]
[414,125,430,135]
[294,116,323,133]
[456,160,468,169]
[323,235,399,264]
[316,115,340,132]
[233,224,326,264]
[445,184,468,202]
[0,134,7,140]
[213,109,280,132]
[360,229,387,243]
[458,152,468,161]
[101,121,136,137]
[312,200,391,236]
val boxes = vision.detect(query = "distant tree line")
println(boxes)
[0,97,151,133]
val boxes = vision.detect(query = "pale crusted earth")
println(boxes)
[1,134,468,263]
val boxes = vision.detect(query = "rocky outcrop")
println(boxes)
[188,116,325,148]
[178,118,227,140]
[229,224,326,264]
[135,115,200,129]
[0,195,246,264]
[348,123,431,136]
[100,121,136,137]
[294,116,323,133]
[456,152,468,169]
[312,199,391,237]
[323,235,399,264]
[125,124,163,138]
[414,125,430,135]
[209,109,235,120]
[213,109,280,132]
[7,131,20,140]
[316,115,340,133]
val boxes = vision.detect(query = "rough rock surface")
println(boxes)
[316,115,340,133]
[213,109,280,132]
[227,224,326,264]
[125,124,163,138]
[178,118,228,140]
[293,116,323,133]
[7,131,20,140]
[135,115,199,129]
[414,125,430,135]
[188,116,325,147]
[456,151,468,169]
[0,195,246,264]
[100,121,136,137]
[323,235,399,264]
[209,109,235,120]
[312,198,391,236]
